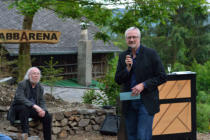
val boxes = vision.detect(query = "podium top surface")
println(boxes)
[170,71,196,75]
[167,71,196,81]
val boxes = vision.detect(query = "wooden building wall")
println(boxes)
[31,53,109,80]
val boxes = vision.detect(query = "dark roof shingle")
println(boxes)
[0,0,121,56]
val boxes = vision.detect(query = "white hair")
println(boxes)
[24,67,41,80]
[125,27,141,38]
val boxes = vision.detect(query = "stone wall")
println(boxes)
[0,84,116,139]
[1,107,115,140]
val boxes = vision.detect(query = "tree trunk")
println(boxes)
[17,15,34,81]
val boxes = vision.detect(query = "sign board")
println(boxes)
[0,29,61,44]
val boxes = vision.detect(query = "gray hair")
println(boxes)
[125,27,141,38]
[24,67,41,80]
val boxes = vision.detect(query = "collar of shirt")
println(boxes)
[132,45,141,58]
[135,45,141,56]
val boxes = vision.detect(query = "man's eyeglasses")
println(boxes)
[31,72,40,75]
[126,36,139,40]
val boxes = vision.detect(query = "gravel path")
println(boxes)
[43,85,88,103]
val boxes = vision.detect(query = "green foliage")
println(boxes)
[82,89,108,105]
[190,60,210,132]
[141,0,209,66]
[196,103,210,132]
[0,45,17,78]
[82,89,97,104]
[110,0,207,34]
[112,34,127,50]
[191,60,210,93]
[197,91,210,105]
[98,56,120,105]
[51,0,81,19]
[173,62,186,72]
[94,31,111,42]
[81,4,112,27]
[82,56,120,106]
[40,57,63,95]
[9,0,56,16]
[52,1,113,41]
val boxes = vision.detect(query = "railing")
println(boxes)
[37,61,107,79]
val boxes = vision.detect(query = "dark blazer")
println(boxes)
[7,80,46,124]
[115,45,166,115]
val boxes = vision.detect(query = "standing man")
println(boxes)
[115,27,166,140]
[8,67,52,140]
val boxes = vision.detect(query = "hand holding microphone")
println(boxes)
[125,47,133,72]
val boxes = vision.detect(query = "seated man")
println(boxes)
[7,67,52,140]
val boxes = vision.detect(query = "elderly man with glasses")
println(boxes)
[7,67,52,140]
[115,27,166,140]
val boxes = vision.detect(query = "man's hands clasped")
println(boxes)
[33,104,45,117]
[131,83,144,96]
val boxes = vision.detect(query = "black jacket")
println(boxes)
[115,45,166,115]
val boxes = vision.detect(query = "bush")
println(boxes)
[191,60,210,93]
[197,91,210,104]
[97,56,120,106]
[196,103,210,132]
[82,56,120,106]
[82,89,97,104]
[190,60,210,132]
[173,62,186,72]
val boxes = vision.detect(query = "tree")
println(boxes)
[8,0,114,81]
[110,0,208,33]
[109,0,208,62]
[9,0,57,81]
[140,0,209,66]
[40,57,63,95]
[9,0,208,80]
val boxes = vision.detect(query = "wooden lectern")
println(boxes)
[118,72,197,140]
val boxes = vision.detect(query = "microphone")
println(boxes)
[127,47,132,67]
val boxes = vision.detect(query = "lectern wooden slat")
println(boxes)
[152,73,196,140]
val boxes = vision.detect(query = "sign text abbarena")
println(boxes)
[0,29,61,44]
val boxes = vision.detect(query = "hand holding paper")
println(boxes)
[131,83,144,96]
[120,92,141,101]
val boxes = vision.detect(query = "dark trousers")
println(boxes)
[124,100,154,140]
[14,105,52,140]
